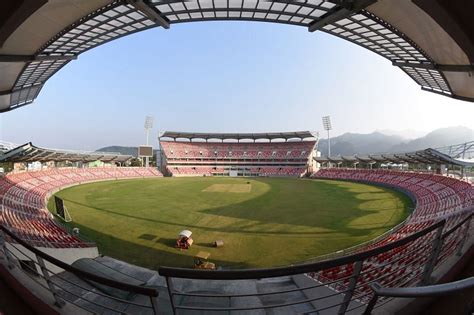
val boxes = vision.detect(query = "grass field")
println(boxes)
[48,177,412,270]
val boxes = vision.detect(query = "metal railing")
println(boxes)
[158,213,472,314]
[372,276,474,297]
[293,210,414,265]
[0,224,160,314]
[0,211,471,314]
[363,276,474,314]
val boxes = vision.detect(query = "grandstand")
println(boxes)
[160,131,317,177]
[0,143,163,250]
[304,168,474,307]
[1,167,162,248]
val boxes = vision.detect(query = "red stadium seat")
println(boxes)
[0,167,162,248]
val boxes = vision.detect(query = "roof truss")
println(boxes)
[0,143,133,163]
[160,130,316,141]
[314,147,474,167]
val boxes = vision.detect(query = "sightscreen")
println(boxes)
[55,196,66,220]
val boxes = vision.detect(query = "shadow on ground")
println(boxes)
[69,222,253,270]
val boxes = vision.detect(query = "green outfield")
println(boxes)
[48,177,412,270]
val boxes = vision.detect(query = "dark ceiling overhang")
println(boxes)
[413,0,474,63]
[0,0,47,48]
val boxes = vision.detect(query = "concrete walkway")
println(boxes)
[51,255,362,314]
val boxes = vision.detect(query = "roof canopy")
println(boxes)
[1,0,473,113]
[160,131,316,141]
[315,145,474,167]
[0,142,132,163]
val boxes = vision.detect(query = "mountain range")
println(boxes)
[95,146,160,157]
[96,126,473,157]
[317,126,473,156]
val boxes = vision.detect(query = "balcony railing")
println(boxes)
[0,213,471,314]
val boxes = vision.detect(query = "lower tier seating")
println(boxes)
[0,167,162,248]
[166,166,307,177]
[308,168,473,299]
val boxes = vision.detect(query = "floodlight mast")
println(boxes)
[144,116,154,145]
[322,116,332,158]
[144,116,154,168]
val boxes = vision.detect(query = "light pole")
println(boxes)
[144,116,154,167]
[322,116,332,158]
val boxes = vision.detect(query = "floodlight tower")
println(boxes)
[322,116,332,158]
[144,116,154,167]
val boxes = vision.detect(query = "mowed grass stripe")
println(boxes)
[48,177,412,269]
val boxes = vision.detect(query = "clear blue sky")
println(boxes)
[1,22,473,150]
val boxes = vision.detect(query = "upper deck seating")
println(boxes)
[161,140,315,177]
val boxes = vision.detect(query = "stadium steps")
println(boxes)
[51,256,173,314]
[51,255,363,314]
[170,278,265,315]
[292,274,364,315]
[255,276,316,314]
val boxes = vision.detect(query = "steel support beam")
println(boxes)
[338,260,363,314]
[381,155,401,164]
[126,0,170,29]
[368,155,386,163]
[0,54,77,62]
[37,255,65,307]
[420,222,445,285]
[308,0,376,32]
[393,61,474,72]
[0,231,14,269]
[165,277,177,315]
[0,84,40,96]
[456,218,471,256]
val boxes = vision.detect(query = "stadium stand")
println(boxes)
[308,168,474,301]
[312,169,473,222]
[0,167,162,248]
[160,132,316,177]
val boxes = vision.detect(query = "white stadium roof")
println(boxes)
[0,0,473,112]
[0,142,133,163]
[314,141,474,167]
[160,130,316,141]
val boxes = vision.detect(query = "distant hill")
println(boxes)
[318,132,405,155]
[389,126,474,153]
[377,129,427,140]
[96,146,139,156]
[318,126,473,156]
[95,146,160,157]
